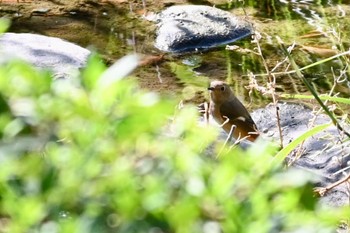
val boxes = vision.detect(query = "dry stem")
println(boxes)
[253,32,284,148]
[315,173,350,197]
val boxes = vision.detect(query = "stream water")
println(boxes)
[2,0,350,110]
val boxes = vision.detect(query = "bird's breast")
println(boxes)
[209,102,225,124]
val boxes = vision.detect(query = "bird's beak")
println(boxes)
[208,87,214,91]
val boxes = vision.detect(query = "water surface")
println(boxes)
[2,0,350,110]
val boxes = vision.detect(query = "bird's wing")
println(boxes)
[219,98,257,128]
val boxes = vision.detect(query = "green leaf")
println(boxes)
[272,122,332,165]
[81,53,106,90]
[96,54,139,89]
[281,94,350,105]
[0,18,10,34]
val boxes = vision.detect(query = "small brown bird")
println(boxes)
[208,80,259,142]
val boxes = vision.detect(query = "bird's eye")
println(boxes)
[220,86,225,91]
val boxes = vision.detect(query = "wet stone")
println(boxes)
[0,33,91,78]
[252,102,350,207]
[151,5,253,54]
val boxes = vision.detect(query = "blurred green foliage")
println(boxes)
[0,53,348,233]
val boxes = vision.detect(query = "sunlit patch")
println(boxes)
[182,85,196,100]
[139,92,159,107]
[186,176,205,196]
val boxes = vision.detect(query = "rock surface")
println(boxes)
[152,5,253,53]
[252,102,350,207]
[0,33,91,78]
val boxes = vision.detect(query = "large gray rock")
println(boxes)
[252,102,350,207]
[151,5,253,53]
[0,33,91,78]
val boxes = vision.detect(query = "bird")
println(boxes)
[207,80,259,142]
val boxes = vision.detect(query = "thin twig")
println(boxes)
[243,49,350,78]
[288,104,326,167]
[315,173,350,197]
[155,65,163,83]
[204,102,209,125]
[219,116,230,128]
[253,32,284,148]
[217,117,236,157]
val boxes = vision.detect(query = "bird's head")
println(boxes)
[208,80,234,104]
